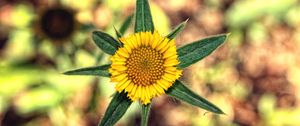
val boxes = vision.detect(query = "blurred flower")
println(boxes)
[35,7,76,41]
[35,6,77,41]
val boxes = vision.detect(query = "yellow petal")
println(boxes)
[115,78,128,91]
[156,38,169,51]
[165,54,178,61]
[111,54,122,60]
[164,59,179,67]
[159,40,174,53]
[151,36,160,49]
[142,87,151,104]
[140,87,145,102]
[142,86,148,101]
[140,32,146,46]
[123,45,132,54]
[153,84,165,94]
[109,68,114,72]
[112,61,126,65]
[165,70,177,75]
[164,73,177,82]
[111,56,126,62]
[117,48,129,58]
[130,35,138,48]
[131,84,138,94]
[111,64,127,71]
[148,85,157,96]
[117,79,131,91]
[110,70,123,76]
[129,85,138,100]
[156,80,168,90]
[165,67,177,71]
[162,75,174,83]
[151,31,163,49]
[145,86,152,100]
[145,32,152,46]
[176,69,183,78]
[135,85,141,100]
[113,73,127,82]
[125,37,135,49]
[163,46,177,58]
[131,85,138,99]
[125,82,134,92]
[149,31,157,46]
[151,86,158,97]
[136,33,142,47]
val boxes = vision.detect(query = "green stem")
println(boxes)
[141,103,151,126]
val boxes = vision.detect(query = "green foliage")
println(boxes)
[166,19,188,40]
[63,64,111,77]
[141,103,151,126]
[166,80,224,114]
[135,0,155,33]
[92,31,121,55]
[99,92,132,126]
[177,34,228,69]
[113,26,123,39]
[114,15,134,38]
[120,14,134,35]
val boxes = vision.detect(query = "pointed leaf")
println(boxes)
[99,92,132,126]
[166,80,224,114]
[141,103,151,126]
[166,19,188,39]
[135,0,154,33]
[120,14,134,35]
[113,26,123,39]
[177,34,228,69]
[63,64,110,77]
[92,31,121,55]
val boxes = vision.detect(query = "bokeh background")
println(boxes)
[1,0,300,126]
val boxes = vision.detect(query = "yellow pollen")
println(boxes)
[126,46,165,86]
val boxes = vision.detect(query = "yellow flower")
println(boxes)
[109,31,182,104]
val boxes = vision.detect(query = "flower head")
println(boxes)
[110,31,182,104]
[64,0,227,125]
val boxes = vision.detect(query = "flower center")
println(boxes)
[126,46,165,86]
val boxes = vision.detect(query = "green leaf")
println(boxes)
[120,14,134,35]
[92,31,121,55]
[135,0,154,33]
[141,103,151,126]
[63,64,110,77]
[177,34,228,69]
[99,92,132,126]
[113,26,123,39]
[166,19,188,39]
[166,80,224,114]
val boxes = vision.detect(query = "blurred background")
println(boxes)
[1,0,300,126]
